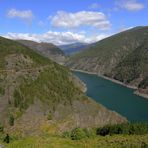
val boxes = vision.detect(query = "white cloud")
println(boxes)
[51,11,111,30]
[117,0,144,11]
[3,31,109,45]
[7,9,34,24]
[89,3,100,9]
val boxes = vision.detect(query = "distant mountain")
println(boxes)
[66,26,148,96]
[17,40,65,64]
[59,42,91,55]
[0,36,126,136]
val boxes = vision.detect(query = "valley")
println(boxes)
[0,2,148,145]
[0,36,126,138]
[66,26,148,98]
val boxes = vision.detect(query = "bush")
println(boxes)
[96,126,110,136]
[13,90,22,108]
[3,134,10,143]
[83,128,96,138]
[9,114,14,126]
[62,131,71,138]
[0,87,5,96]
[96,123,148,136]
[47,112,52,120]
[71,128,87,140]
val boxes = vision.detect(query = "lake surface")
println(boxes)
[74,71,148,122]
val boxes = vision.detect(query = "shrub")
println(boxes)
[9,114,14,126]
[83,128,96,138]
[3,134,10,143]
[71,128,87,140]
[0,87,5,96]
[13,90,22,108]
[62,131,71,138]
[47,112,52,120]
[96,123,148,136]
[96,126,110,136]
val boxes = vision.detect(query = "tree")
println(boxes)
[3,134,10,143]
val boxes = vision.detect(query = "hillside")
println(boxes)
[66,26,148,96]
[59,43,90,55]
[16,40,65,64]
[112,38,148,95]
[0,36,126,136]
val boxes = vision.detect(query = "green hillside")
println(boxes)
[0,36,126,137]
[66,26,148,96]
[112,38,148,91]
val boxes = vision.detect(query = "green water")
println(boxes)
[74,71,148,122]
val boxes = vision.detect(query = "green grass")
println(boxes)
[0,134,148,148]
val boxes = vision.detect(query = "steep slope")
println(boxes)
[59,42,90,55]
[17,40,65,64]
[67,26,148,73]
[66,26,148,96]
[0,37,126,136]
[111,38,148,92]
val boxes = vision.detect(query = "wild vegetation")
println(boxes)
[0,36,126,137]
[0,123,148,148]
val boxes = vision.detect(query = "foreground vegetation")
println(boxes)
[0,134,148,148]
[0,123,148,148]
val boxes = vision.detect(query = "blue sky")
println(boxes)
[0,0,148,45]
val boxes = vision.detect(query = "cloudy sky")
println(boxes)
[0,0,147,45]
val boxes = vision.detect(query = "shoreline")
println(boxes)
[134,91,148,99]
[72,69,148,100]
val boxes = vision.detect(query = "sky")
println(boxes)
[0,0,148,45]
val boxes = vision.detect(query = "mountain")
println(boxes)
[0,36,126,136]
[66,26,148,96]
[59,42,91,55]
[16,40,65,64]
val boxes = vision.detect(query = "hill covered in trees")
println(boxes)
[66,26,148,96]
[0,36,126,137]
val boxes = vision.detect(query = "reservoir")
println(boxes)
[74,71,148,122]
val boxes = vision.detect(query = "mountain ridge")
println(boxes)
[16,39,65,64]
[59,42,91,55]
[66,26,148,97]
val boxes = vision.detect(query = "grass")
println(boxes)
[1,123,148,148]
[0,134,148,148]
